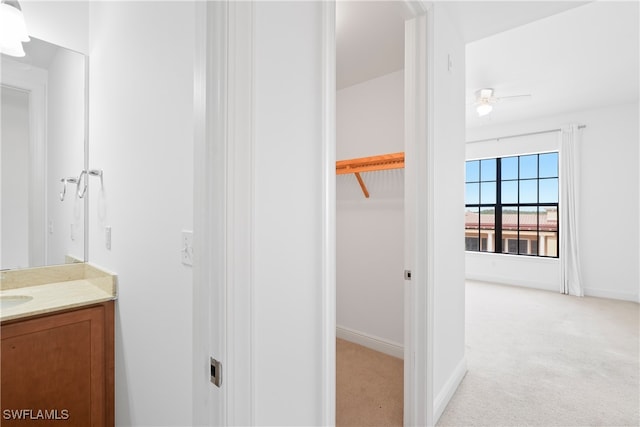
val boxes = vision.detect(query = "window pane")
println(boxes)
[480,182,496,204]
[465,207,480,251]
[507,239,518,254]
[465,237,479,251]
[466,160,479,182]
[501,156,518,180]
[480,209,495,253]
[539,178,558,203]
[531,239,539,256]
[518,206,537,232]
[539,231,558,257]
[502,208,517,253]
[480,158,496,181]
[539,152,558,178]
[540,207,558,232]
[519,179,537,203]
[465,183,479,204]
[465,207,479,231]
[519,206,537,255]
[502,181,518,204]
[520,154,538,179]
[518,239,528,254]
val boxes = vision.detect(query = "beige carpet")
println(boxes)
[438,280,640,427]
[336,338,403,426]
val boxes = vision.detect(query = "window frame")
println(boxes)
[465,152,559,258]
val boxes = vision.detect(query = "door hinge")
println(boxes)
[210,357,222,387]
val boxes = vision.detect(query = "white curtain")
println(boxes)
[559,125,584,296]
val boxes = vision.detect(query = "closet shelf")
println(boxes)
[336,152,404,198]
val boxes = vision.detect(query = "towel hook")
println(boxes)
[59,178,67,201]
[77,170,88,198]
[88,169,104,189]
[60,176,79,201]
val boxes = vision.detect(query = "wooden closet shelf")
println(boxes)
[336,152,404,175]
[336,152,405,198]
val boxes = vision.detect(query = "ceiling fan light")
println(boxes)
[477,103,493,117]
[0,1,30,57]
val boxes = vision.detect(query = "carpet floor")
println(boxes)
[337,281,639,426]
[336,338,403,426]
[438,281,640,426]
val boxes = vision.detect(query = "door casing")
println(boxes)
[194,1,435,425]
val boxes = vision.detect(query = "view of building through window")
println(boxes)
[465,152,559,257]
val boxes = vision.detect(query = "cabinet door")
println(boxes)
[1,306,106,427]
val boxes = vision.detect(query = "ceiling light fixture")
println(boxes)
[476,101,493,117]
[0,0,30,57]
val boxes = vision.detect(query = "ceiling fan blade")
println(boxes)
[496,94,532,101]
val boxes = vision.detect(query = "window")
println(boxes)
[465,152,559,257]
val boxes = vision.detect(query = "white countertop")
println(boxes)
[1,263,117,322]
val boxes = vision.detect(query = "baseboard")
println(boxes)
[466,273,558,292]
[583,287,640,303]
[336,325,403,359]
[434,357,467,424]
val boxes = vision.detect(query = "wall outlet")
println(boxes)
[182,230,193,266]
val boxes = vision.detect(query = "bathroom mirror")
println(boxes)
[1,37,87,270]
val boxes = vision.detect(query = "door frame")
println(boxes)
[194,0,435,424]
[324,1,434,424]
[402,3,434,425]
[1,62,48,268]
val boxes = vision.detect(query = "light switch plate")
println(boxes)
[105,226,111,250]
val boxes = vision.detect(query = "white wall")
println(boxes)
[46,46,85,265]
[252,2,326,424]
[88,2,195,425]
[1,87,30,269]
[336,70,404,352]
[466,103,640,302]
[432,3,468,421]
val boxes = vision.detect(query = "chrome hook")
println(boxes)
[59,178,67,201]
[77,170,88,198]
[88,169,104,189]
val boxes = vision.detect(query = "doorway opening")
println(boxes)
[334,2,410,424]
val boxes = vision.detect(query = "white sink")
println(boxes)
[0,295,33,310]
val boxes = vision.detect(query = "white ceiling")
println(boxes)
[443,1,590,44]
[465,1,639,128]
[336,1,410,89]
[337,1,639,128]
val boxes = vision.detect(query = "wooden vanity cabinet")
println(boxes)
[1,301,114,427]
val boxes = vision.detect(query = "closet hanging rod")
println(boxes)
[336,152,405,198]
[466,125,586,144]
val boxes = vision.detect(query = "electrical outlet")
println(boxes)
[182,230,193,266]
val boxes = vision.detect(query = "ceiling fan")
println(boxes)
[473,88,531,117]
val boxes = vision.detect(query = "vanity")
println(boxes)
[1,263,117,426]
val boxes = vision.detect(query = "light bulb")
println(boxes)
[477,103,493,117]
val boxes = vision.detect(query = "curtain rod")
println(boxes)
[466,125,586,144]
